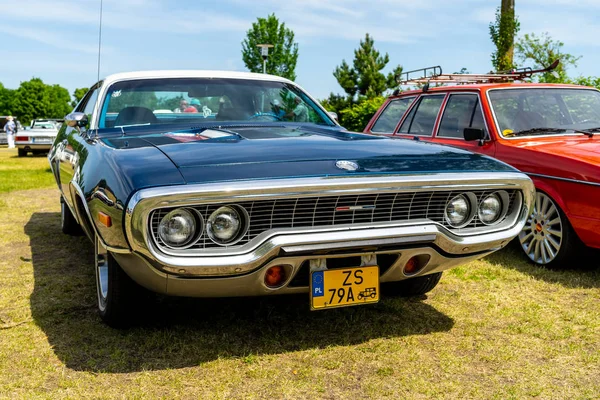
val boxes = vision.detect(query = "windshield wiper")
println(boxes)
[580,127,600,135]
[510,127,594,138]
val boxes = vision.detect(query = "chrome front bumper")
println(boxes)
[114,242,501,298]
[116,172,534,295]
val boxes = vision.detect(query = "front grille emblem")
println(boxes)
[335,160,359,171]
[336,205,376,212]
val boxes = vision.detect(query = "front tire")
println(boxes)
[95,236,143,328]
[60,197,82,235]
[17,148,26,157]
[385,272,443,297]
[518,191,577,268]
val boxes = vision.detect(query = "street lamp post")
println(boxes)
[256,44,274,74]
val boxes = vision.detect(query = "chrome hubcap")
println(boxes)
[519,192,562,265]
[95,236,109,309]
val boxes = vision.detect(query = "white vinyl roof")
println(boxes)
[101,70,293,87]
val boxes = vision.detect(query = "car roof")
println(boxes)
[101,70,294,87]
[389,82,595,98]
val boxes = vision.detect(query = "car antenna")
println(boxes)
[97,0,104,84]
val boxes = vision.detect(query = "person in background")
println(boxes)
[183,98,200,113]
[4,116,16,149]
[174,99,188,113]
[270,99,286,119]
[182,98,201,113]
[285,96,308,122]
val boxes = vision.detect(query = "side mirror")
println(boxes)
[65,112,88,128]
[327,111,339,122]
[464,127,485,141]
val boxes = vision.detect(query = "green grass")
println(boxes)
[0,157,599,398]
[0,148,55,193]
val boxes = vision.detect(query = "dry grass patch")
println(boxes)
[0,176,599,397]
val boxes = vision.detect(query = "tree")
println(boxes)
[10,78,72,123]
[489,0,520,71]
[571,76,600,90]
[71,88,89,108]
[337,96,386,132]
[241,14,299,80]
[333,33,402,100]
[0,83,15,115]
[515,32,581,83]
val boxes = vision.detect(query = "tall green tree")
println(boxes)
[515,32,580,82]
[0,83,15,115]
[241,14,299,80]
[71,87,89,108]
[10,78,72,123]
[333,33,402,100]
[489,0,520,71]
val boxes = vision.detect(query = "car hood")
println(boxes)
[512,136,600,163]
[103,125,516,183]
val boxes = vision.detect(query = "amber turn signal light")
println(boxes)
[98,212,112,228]
[264,265,287,288]
[403,256,420,275]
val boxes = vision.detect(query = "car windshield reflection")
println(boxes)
[488,88,600,136]
[98,78,334,129]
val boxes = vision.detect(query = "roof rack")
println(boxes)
[398,60,560,86]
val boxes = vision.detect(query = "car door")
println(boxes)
[58,85,100,208]
[367,96,416,135]
[430,93,496,157]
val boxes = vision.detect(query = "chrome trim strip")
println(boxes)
[124,172,534,276]
[281,235,437,253]
[526,172,600,187]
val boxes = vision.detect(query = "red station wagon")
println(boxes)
[365,65,600,268]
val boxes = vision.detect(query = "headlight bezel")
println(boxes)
[444,192,477,228]
[478,190,510,226]
[206,205,249,246]
[157,207,204,249]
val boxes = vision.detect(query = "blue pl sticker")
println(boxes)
[312,271,324,297]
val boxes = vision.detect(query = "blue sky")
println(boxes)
[1,0,600,100]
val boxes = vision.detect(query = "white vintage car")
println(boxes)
[15,121,59,156]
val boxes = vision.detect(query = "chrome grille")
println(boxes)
[150,189,519,250]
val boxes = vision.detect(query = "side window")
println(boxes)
[438,94,485,138]
[371,97,415,133]
[398,95,445,135]
[82,89,99,119]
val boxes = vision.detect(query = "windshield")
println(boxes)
[98,78,334,128]
[488,88,600,136]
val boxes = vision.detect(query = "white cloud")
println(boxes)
[0,25,99,54]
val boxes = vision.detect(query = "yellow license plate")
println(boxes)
[310,266,379,310]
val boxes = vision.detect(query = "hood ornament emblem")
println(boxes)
[336,160,359,171]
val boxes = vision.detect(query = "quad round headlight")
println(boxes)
[445,194,471,227]
[158,208,201,248]
[207,205,248,245]
[478,193,503,225]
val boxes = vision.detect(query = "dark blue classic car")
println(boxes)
[49,71,534,327]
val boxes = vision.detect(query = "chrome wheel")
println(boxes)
[95,236,109,311]
[519,192,563,265]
